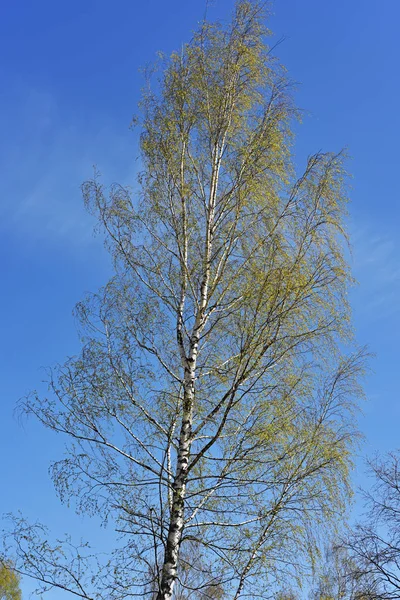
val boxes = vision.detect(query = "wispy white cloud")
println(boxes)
[350,223,400,320]
[0,85,138,249]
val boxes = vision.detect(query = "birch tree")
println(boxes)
[3,1,365,599]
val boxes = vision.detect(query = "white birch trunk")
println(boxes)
[156,139,221,599]
[156,360,195,600]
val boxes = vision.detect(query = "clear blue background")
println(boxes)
[1,0,399,596]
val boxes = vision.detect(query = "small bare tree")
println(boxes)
[344,452,400,600]
[309,544,382,600]
[3,2,365,599]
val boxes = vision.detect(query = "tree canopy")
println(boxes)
[0,563,21,600]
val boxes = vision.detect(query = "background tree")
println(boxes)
[309,545,380,600]
[344,452,400,600]
[2,1,366,599]
[0,562,21,600]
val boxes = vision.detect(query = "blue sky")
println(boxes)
[1,0,400,596]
